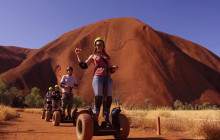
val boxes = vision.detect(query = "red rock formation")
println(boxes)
[0,46,33,74]
[1,18,219,106]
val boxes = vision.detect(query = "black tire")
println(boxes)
[41,111,45,119]
[114,114,130,139]
[76,113,94,140]
[45,111,50,122]
[52,111,61,126]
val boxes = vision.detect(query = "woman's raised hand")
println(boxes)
[75,48,82,55]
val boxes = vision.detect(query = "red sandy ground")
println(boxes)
[0,112,201,140]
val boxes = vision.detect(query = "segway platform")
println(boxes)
[75,107,130,140]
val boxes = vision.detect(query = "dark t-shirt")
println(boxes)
[52,91,61,100]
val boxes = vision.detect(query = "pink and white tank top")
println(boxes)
[93,55,111,76]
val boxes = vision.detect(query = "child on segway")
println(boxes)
[41,87,53,119]
[46,87,53,110]
[51,85,62,109]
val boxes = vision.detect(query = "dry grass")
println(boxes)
[0,105,19,123]
[121,108,220,139]
[15,108,42,114]
[196,121,220,140]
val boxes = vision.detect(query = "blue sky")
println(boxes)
[0,0,219,56]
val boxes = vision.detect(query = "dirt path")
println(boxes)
[0,112,198,140]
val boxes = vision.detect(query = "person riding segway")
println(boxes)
[74,37,130,140]
[60,66,78,119]
[41,87,53,120]
[75,37,118,128]
[46,87,53,110]
[51,85,62,126]
[51,85,62,109]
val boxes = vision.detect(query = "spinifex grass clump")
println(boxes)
[0,105,18,123]
[196,121,220,140]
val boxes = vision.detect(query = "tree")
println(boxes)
[24,87,44,108]
[173,100,184,110]
[0,79,24,107]
[0,79,7,104]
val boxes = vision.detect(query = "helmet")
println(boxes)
[49,87,53,90]
[94,37,104,45]
[55,85,59,88]
[67,66,73,71]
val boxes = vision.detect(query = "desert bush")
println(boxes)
[196,121,220,140]
[173,100,184,110]
[173,100,194,110]
[23,87,44,108]
[0,79,7,93]
[0,79,8,105]
[174,100,220,110]
[0,105,18,123]
[145,99,155,110]
[0,79,24,107]
[198,102,219,110]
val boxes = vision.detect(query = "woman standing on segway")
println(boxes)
[75,37,118,128]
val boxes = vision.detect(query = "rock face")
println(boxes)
[1,17,220,106]
[0,46,33,74]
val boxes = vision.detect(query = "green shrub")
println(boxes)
[173,100,184,110]
[0,79,8,104]
[184,102,194,110]
[24,87,44,108]
[198,102,219,110]
[173,100,194,110]
[0,79,24,107]
[145,99,155,110]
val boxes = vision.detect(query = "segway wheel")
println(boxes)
[41,111,45,119]
[45,111,50,122]
[52,111,61,126]
[76,113,94,140]
[114,114,130,139]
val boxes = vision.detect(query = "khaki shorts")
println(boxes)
[61,92,73,109]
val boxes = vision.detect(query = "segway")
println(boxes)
[51,106,76,126]
[52,86,78,126]
[75,67,130,140]
[41,98,52,121]
[50,94,72,126]
[42,107,53,122]
[74,106,130,140]
[41,101,52,122]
